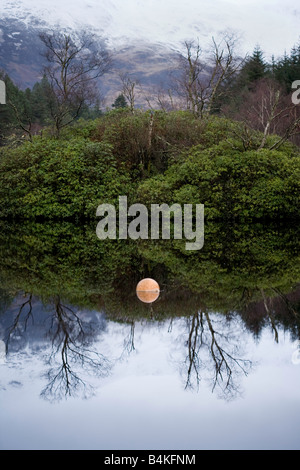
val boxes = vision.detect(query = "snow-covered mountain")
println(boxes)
[0,16,181,107]
[0,1,188,105]
[0,0,299,105]
[1,0,298,55]
[0,0,226,51]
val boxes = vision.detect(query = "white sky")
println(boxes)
[1,315,300,449]
[1,0,299,59]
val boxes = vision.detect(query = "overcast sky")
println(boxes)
[1,0,299,58]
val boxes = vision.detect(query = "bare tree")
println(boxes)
[6,100,33,141]
[144,84,178,112]
[222,77,300,149]
[119,72,138,113]
[5,293,33,352]
[175,33,244,118]
[175,39,204,117]
[39,31,111,136]
[261,289,278,342]
[119,321,136,360]
[184,312,204,389]
[204,312,252,399]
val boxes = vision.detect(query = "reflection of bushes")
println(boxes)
[0,221,299,331]
[138,222,300,309]
[0,221,137,308]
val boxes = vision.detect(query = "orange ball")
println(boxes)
[136,278,160,303]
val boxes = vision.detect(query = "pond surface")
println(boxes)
[0,220,299,450]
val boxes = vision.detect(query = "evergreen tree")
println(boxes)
[112,94,128,109]
[0,73,31,143]
[30,75,53,124]
[237,46,268,90]
[274,43,300,93]
[217,46,268,117]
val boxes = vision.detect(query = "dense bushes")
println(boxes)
[0,110,299,220]
[137,140,300,220]
[91,109,236,173]
[0,137,133,219]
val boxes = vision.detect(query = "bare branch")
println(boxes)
[39,31,111,136]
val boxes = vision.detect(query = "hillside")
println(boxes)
[0,16,181,108]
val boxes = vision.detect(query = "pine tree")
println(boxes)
[272,43,300,93]
[112,94,128,109]
[238,46,268,90]
[30,75,53,124]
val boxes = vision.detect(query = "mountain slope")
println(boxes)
[1,0,298,108]
[0,15,180,107]
[1,0,299,58]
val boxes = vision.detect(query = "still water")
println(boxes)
[0,220,299,450]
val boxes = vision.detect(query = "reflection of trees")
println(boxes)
[42,296,111,402]
[5,293,33,353]
[239,286,300,342]
[5,293,111,402]
[272,287,298,318]
[1,220,299,333]
[121,321,136,356]
[2,287,299,403]
[184,313,202,389]
[181,312,252,400]
[261,289,278,343]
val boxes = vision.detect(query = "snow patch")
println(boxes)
[0,0,298,58]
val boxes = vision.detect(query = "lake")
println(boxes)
[0,219,299,450]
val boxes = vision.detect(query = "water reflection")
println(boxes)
[2,293,110,402]
[0,220,299,404]
[177,312,252,398]
[1,287,299,403]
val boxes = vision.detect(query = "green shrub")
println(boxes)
[137,143,300,220]
[0,137,133,219]
[92,110,239,174]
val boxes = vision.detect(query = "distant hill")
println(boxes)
[0,16,181,108]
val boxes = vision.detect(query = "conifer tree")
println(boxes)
[238,45,267,89]
[112,94,128,109]
[274,43,300,93]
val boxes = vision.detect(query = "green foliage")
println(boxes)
[0,73,103,143]
[274,43,300,92]
[137,141,300,220]
[0,220,299,325]
[238,46,269,89]
[0,108,299,221]
[0,137,133,219]
[0,73,30,143]
[112,94,128,109]
[0,72,55,142]
[0,220,138,308]
[92,109,236,174]
[29,75,53,124]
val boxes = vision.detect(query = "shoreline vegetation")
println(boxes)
[0,219,299,326]
[0,109,299,221]
[0,34,299,222]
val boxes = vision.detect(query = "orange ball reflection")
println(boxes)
[136,278,160,303]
